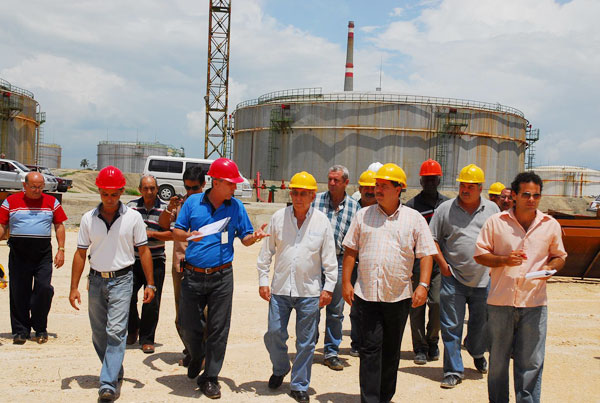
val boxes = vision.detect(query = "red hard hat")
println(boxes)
[207,158,244,183]
[419,159,443,176]
[96,166,126,189]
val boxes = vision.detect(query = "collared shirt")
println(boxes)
[0,192,67,237]
[429,197,500,287]
[342,203,437,303]
[174,189,253,268]
[77,202,148,272]
[474,209,567,307]
[257,206,338,297]
[127,196,167,258]
[313,191,360,255]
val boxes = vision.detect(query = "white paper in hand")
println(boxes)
[525,269,557,279]
[187,217,231,241]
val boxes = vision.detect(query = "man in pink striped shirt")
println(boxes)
[474,171,567,403]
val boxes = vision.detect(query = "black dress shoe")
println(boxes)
[475,357,488,374]
[13,334,27,345]
[98,387,116,401]
[268,369,290,389]
[199,380,221,399]
[290,390,309,402]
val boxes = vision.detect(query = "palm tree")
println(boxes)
[80,158,89,169]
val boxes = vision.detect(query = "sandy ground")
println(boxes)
[0,230,599,403]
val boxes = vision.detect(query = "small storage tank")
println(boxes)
[0,78,44,164]
[534,166,600,197]
[97,141,185,173]
[38,143,61,168]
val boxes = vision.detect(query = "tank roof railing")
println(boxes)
[236,88,525,118]
[0,78,35,99]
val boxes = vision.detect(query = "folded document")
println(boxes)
[186,217,231,241]
[525,269,557,279]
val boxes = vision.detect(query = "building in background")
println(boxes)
[38,143,62,168]
[234,88,528,190]
[534,166,600,197]
[97,141,185,173]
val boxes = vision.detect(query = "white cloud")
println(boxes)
[390,7,404,17]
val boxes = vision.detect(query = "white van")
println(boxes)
[143,155,253,201]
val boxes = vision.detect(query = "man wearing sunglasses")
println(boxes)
[474,171,567,403]
[158,165,206,366]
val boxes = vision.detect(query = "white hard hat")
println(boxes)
[367,162,383,173]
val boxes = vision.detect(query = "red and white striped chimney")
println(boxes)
[344,21,354,92]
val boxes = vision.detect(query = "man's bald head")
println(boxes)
[25,171,45,184]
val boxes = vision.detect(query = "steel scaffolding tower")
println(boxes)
[204,0,232,159]
[525,126,539,169]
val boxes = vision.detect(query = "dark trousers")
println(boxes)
[349,264,360,350]
[356,295,411,403]
[409,268,441,353]
[179,266,233,382]
[8,248,54,336]
[128,257,165,345]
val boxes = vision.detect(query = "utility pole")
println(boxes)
[204,0,232,159]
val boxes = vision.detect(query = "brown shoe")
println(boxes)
[126,329,138,345]
[35,332,48,344]
[142,344,155,354]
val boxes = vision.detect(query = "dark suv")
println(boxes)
[26,165,73,192]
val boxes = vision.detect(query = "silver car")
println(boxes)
[0,159,58,192]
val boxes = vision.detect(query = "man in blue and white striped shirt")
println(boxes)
[126,175,173,354]
[313,165,360,371]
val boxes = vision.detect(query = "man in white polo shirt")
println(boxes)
[69,166,155,402]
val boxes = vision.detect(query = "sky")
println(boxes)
[1,0,598,170]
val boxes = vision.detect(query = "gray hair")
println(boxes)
[328,165,349,181]
[139,174,157,188]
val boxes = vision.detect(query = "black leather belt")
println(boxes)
[90,267,132,279]
[184,262,232,274]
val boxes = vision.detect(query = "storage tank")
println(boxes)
[97,141,185,173]
[533,166,600,197]
[0,78,44,164]
[38,143,62,168]
[234,88,528,189]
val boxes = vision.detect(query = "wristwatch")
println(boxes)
[418,282,430,290]
[146,285,157,291]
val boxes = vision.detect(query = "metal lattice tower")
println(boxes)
[204,0,232,159]
[525,126,539,170]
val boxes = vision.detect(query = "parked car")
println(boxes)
[0,159,58,192]
[144,155,253,201]
[26,165,73,192]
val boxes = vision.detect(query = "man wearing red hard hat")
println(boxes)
[69,166,156,402]
[405,159,449,366]
[173,158,269,399]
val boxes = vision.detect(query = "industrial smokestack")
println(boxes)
[344,21,354,91]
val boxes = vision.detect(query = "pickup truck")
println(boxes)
[0,159,58,192]
[26,165,73,192]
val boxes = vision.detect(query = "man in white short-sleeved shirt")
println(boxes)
[69,166,155,402]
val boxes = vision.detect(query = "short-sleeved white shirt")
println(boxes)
[77,203,148,272]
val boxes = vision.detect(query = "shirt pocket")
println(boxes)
[305,230,324,252]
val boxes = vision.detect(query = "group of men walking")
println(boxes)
[1,156,566,403]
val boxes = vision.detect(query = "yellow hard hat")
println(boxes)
[456,164,485,184]
[289,171,318,190]
[488,182,505,195]
[358,170,376,186]
[374,163,407,187]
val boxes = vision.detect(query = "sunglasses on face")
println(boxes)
[184,185,201,191]
[519,192,541,200]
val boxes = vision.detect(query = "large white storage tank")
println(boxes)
[534,166,600,197]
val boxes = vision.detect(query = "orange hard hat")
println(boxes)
[95,166,126,189]
[207,158,244,183]
[420,159,443,176]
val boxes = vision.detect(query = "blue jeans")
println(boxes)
[487,305,547,403]
[264,295,319,392]
[439,274,488,377]
[88,271,133,392]
[318,255,344,358]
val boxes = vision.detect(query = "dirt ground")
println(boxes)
[0,228,598,403]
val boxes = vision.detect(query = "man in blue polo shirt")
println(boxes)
[173,158,268,400]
